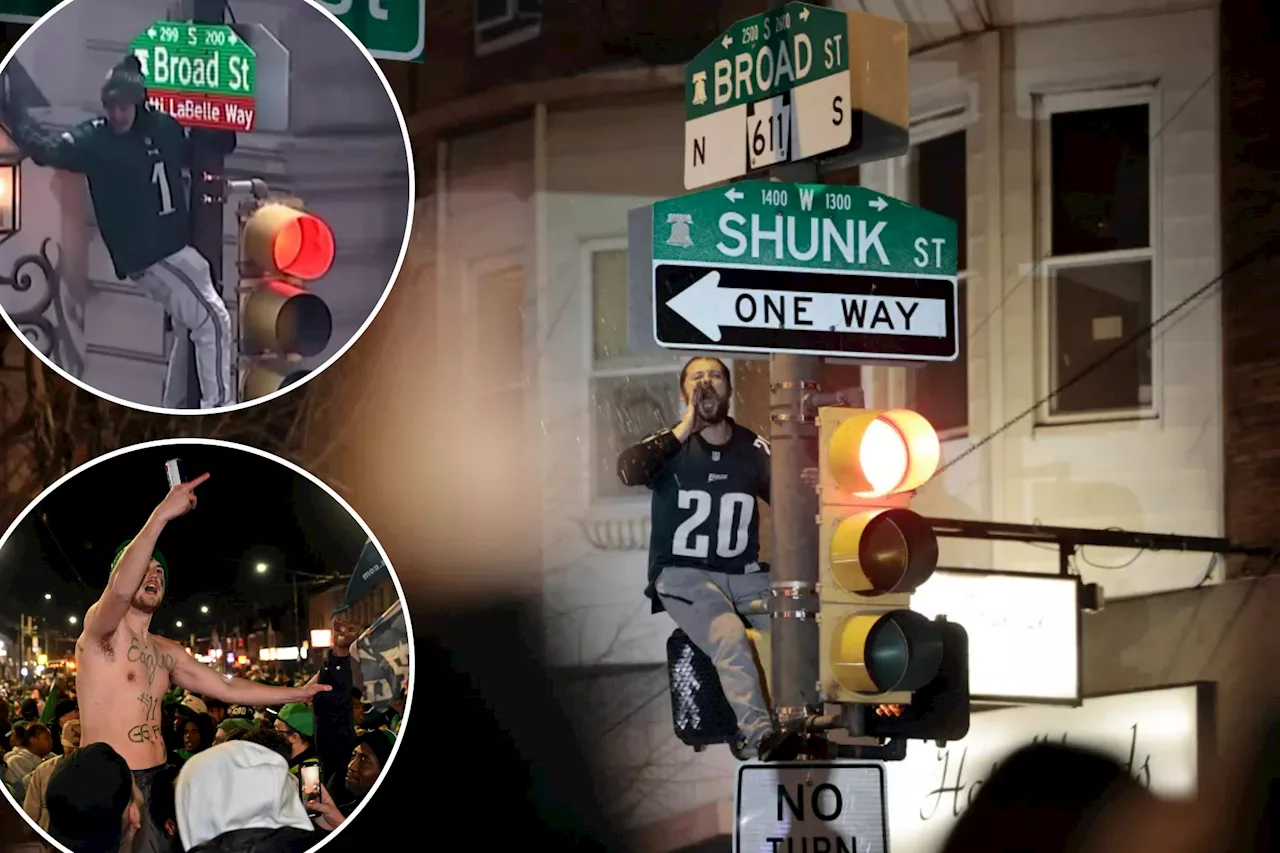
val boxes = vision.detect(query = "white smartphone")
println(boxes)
[300,764,321,804]
[165,459,182,490]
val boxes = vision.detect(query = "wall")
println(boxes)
[860,7,1223,598]
[0,0,410,406]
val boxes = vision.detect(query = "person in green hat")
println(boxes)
[272,703,321,787]
[213,718,256,746]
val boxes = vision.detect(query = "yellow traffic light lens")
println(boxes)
[861,418,909,496]
[829,610,944,695]
[829,508,939,595]
[243,279,334,357]
[273,214,335,280]
[826,408,942,497]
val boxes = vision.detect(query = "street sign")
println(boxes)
[130,21,257,133]
[632,180,959,362]
[686,2,850,189]
[735,762,888,853]
[315,0,425,63]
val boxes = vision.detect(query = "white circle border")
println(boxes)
[0,436,417,853]
[0,0,418,417]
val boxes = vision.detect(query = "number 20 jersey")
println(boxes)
[645,420,772,613]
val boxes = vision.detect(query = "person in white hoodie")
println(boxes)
[174,740,317,853]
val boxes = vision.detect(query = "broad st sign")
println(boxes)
[631,181,960,362]
[130,21,257,132]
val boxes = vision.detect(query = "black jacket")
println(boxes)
[188,827,315,853]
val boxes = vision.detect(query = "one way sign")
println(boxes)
[629,181,960,362]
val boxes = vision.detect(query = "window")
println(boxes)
[1038,94,1155,419]
[475,0,543,57]
[588,244,686,502]
[906,129,969,436]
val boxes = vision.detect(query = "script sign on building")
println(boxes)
[130,21,257,132]
[630,180,959,362]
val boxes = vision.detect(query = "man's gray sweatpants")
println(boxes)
[655,566,773,744]
[131,245,233,409]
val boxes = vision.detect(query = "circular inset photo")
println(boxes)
[0,439,414,853]
[0,0,413,413]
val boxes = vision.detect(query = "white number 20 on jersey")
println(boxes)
[672,490,755,559]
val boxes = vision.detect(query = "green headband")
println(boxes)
[110,541,168,586]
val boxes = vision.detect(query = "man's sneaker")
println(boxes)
[730,733,758,761]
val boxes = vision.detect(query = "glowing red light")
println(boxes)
[271,213,334,280]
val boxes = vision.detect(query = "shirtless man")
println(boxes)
[75,473,331,853]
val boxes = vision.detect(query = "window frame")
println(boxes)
[581,237,731,507]
[474,0,543,58]
[461,252,531,398]
[1033,84,1162,426]
[881,109,973,439]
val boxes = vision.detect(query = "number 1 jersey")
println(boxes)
[645,421,772,612]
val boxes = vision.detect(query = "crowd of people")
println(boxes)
[0,614,406,853]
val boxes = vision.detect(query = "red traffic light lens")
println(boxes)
[272,214,334,280]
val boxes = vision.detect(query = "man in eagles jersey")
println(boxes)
[617,356,798,760]
[1,56,236,409]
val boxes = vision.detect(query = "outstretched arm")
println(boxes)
[168,639,331,706]
[82,474,210,640]
[7,113,98,174]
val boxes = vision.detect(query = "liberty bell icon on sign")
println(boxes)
[666,214,694,248]
[691,71,708,106]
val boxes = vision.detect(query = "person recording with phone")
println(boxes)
[617,356,800,761]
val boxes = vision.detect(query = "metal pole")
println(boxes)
[185,0,231,408]
[767,0,824,730]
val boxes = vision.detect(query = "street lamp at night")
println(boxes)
[44,593,51,600]
[256,563,268,573]
[68,616,76,625]
[0,123,21,244]
[176,620,183,628]
[200,606,209,614]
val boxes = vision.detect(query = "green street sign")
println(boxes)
[316,0,425,63]
[631,181,959,362]
[685,2,853,190]
[130,21,257,132]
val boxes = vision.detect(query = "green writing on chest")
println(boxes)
[127,638,175,686]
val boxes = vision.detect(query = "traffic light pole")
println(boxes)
[767,0,823,731]
[185,0,231,408]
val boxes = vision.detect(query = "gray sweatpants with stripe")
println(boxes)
[131,245,233,409]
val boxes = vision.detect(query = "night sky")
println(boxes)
[0,444,370,642]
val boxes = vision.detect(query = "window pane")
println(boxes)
[475,265,525,384]
[913,131,967,271]
[593,249,631,363]
[1051,104,1150,255]
[1051,260,1152,415]
[908,281,968,434]
[592,372,683,500]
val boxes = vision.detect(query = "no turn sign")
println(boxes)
[735,762,888,853]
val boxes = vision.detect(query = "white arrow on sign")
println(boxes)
[722,34,733,48]
[725,188,744,202]
[799,7,810,20]
[666,271,949,343]
[869,196,887,211]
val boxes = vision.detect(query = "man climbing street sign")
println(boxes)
[629,180,960,362]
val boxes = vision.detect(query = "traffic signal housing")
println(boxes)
[237,198,335,401]
[816,407,954,717]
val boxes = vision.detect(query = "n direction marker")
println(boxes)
[666,270,950,342]
[726,188,745,202]
[868,196,887,212]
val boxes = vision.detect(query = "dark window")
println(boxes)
[1051,261,1153,415]
[908,131,968,434]
[1050,104,1150,256]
